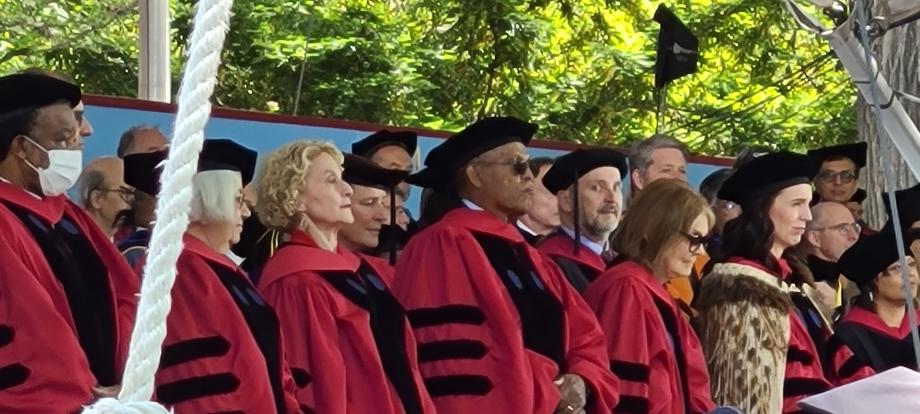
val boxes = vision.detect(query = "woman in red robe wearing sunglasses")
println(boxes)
[583,179,716,414]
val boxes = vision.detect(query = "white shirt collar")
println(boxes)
[462,198,484,211]
[226,250,245,266]
[560,225,606,255]
[516,219,538,236]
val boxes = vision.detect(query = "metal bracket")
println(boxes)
[785,0,920,180]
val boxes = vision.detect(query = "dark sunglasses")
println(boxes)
[679,231,711,253]
[474,159,530,176]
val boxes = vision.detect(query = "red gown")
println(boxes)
[826,306,920,385]
[583,260,715,414]
[537,231,606,293]
[392,208,620,414]
[258,231,435,414]
[0,181,137,413]
[153,235,300,413]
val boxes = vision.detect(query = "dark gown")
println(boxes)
[0,181,138,413]
[826,306,920,385]
[392,208,620,414]
[537,230,606,293]
[584,260,715,413]
[153,235,300,413]
[258,231,436,414]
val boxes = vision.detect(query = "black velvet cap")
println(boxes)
[807,142,868,169]
[654,5,699,89]
[343,154,409,190]
[198,139,258,185]
[0,73,82,126]
[882,183,920,234]
[542,148,628,194]
[123,139,256,196]
[407,116,537,188]
[123,150,167,195]
[807,254,841,284]
[717,151,818,205]
[838,222,904,287]
[352,129,417,158]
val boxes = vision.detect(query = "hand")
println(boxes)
[92,384,120,399]
[554,373,587,414]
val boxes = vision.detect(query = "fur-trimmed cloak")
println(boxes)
[696,259,831,413]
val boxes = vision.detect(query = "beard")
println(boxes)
[582,204,619,239]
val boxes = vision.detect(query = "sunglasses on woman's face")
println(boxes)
[679,231,711,253]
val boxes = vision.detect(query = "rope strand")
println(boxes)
[82,0,234,412]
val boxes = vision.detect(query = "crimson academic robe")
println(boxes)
[826,307,920,385]
[392,208,620,414]
[258,231,435,414]
[584,260,714,414]
[537,231,606,293]
[153,235,300,413]
[0,181,138,413]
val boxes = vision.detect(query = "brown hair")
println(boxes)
[613,179,714,270]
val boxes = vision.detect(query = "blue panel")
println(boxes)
[83,105,722,215]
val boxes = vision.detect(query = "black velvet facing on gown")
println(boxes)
[318,260,425,414]
[5,203,118,386]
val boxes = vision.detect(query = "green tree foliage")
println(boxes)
[0,0,856,155]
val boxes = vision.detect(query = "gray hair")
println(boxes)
[189,170,241,223]
[74,169,106,207]
[628,134,689,173]
[117,124,160,158]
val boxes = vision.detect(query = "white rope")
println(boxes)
[81,0,234,412]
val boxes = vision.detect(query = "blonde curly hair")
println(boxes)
[255,140,343,248]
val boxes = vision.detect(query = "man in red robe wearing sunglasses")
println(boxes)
[393,117,619,414]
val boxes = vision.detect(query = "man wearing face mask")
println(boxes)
[0,73,138,412]
[538,148,628,293]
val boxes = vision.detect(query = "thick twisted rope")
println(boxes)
[82,0,234,412]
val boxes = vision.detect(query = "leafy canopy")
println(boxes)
[0,0,856,155]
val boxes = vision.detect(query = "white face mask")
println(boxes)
[22,136,83,196]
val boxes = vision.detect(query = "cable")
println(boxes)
[854,0,920,369]
[666,56,840,139]
[662,52,835,136]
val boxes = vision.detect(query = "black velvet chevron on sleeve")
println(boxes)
[610,360,650,383]
[614,395,650,413]
[159,336,231,369]
[423,374,494,397]
[406,305,487,328]
[155,372,241,405]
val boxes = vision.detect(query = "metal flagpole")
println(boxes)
[138,0,172,102]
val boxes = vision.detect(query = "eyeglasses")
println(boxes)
[235,194,249,210]
[101,187,135,204]
[816,170,858,184]
[679,231,711,253]
[811,222,861,235]
[472,159,530,176]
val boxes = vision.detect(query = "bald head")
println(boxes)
[75,157,133,236]
[804,202,860,261]
[118,126,167,158]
